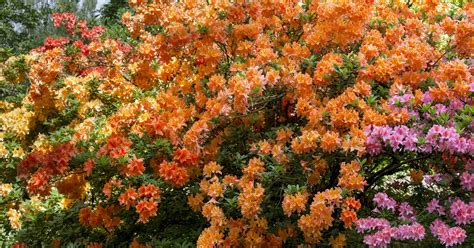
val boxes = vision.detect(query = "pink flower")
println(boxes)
[373,193,397,212]
[398,202,415,221]
[426,199,445,216]
[391,223,425,241]
[430,219,467,247]
[449,199,474,225]
[363,227,391,248]
[356,217,390,233]
[460,172,474,191]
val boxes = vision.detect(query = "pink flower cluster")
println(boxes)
[362,227,391,248]
[365,125,418,154]
[356,218,425,248]
[365,124,473,155]
[391,223,425,241]
[423,125,472,154]
[430,219,466,247]
[426,199,446,216]
[356,217,390,232]
[388,93,414,108]
[361,193,474,247]
[460,172,474,191]
[449,199,474,225]
[373,193,398,212]
[398,202,416,221]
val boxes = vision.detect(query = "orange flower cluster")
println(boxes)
[135,200,158,224]
[123,156,145,177]
[238,182,265,219]
[118,184,161,223]
[313,53,344,87]
[55,173,88,200]
[298,188,341,244]
[305,1,373,50]
[98,134,133,160]
[79,205,121,231]
[338,161,367,192]
[282,192,309,217]
[340,197,362,229]
[7,0,473,247]
[158,161,189,187]
[17,142,77,196]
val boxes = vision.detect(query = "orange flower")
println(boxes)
[83,159,95,176]
[130,239,151,248]
[124,156,145,177]
[188,193,204,212]
[135,200,158,223]
[158,161,189,187]
[56,173,88,200]
[320,131,341,153]
[410,169,424,185]
[203,162,223,178]
[86,243,103,248]
[257,140,272,155]
[340,209,357,228]
[330,108,359,129]
[343,197,361,210]
[313,53,343,87]
[119,188,138,210]
[202,202,226,227]
[329,234,346,248]
[243,158,265,179]
[338,161,366,192]
[207,180,225,198]
[138,184,160,201]
[282,192,308,217]
[238,182,265,219]
[197,226,224,248]
[276,128,293,144]
[102,179,122,199]
[79,207,92,226]
[173,148,199,167]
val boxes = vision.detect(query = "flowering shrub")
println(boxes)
[0,0,473,247]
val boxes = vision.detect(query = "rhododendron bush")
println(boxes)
[0,0,473,247]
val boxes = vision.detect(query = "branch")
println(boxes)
[366,154,430,190]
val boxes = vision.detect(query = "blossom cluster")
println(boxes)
[358,192,473,247]
[0,0,473,247]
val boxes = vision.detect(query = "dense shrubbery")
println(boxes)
[0,0,473,247]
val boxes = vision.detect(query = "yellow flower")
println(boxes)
[329,234,346,248]
[59,198,74,209]
[12,147,24,158]
[7,208,21,230]
[32,134,53,153]
[0,101,14,112]
[0,107,35,138]
[0,183,13,197]
[0,142,8,158]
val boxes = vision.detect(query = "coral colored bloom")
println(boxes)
[135,200,158,223]
[158,161,189,187]
[125,157,145,177]
[119,188,138,210]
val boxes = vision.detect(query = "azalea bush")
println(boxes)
[0,0,473,247]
